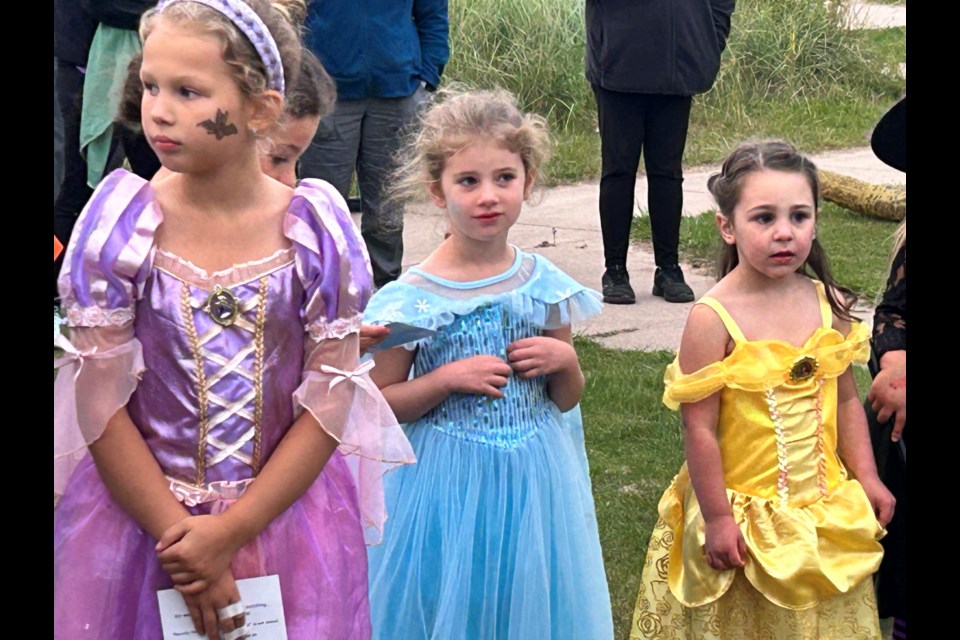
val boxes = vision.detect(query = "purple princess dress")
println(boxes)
[53,169,415,639]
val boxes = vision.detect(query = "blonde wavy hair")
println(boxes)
[390,87,553,206]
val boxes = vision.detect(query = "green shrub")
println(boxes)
[447,0,593,131]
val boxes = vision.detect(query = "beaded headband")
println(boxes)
[155,0,285,95]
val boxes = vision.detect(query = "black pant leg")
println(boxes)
[54,60,93,300]
[641,95,692,268]
[593,85,645,270]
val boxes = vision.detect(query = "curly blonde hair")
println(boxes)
[391,87,553,205]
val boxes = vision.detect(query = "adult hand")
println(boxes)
[866,350,906,442]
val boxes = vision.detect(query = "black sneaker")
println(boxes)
[602,266,636,304]
[652,265,694,303]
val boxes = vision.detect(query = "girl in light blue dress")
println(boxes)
[364,89,614,639]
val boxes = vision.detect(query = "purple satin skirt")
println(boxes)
[53,451,372,639]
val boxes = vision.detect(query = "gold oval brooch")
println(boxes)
[203,285,241,327]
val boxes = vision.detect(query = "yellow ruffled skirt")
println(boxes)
[630,465,884,640]
[631,517,881,639]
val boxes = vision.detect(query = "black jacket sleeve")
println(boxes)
[710,0,736,53]
[81,0,156,31]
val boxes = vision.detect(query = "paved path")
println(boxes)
[389,147,905,352]
[845,2,906,29]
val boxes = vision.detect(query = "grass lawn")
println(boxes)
[577,337,876,638]
[629,202,901,303]
[576,341,681,637]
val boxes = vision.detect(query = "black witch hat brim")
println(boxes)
[871,96,906,173]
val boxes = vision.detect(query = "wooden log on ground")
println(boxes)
[819,169,905,222]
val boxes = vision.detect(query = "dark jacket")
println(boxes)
[871,244,906,361]
[585,0,735,95]
[54,1,154,66]
[54,0,98,66]
[303,0,449,101]
[81,0,156,30]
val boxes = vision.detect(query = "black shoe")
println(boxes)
[652,265,694,303]
[602,266,636,304]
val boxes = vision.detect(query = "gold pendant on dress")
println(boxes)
[202,285,241,326]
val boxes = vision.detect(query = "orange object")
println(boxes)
[54,235,64,261]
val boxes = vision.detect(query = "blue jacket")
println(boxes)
[304,0,450,101]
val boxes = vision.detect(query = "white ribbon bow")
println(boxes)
[53,333,101,381]
[168,477,254,512]
[319,359,376,391]
[54,333,141,380]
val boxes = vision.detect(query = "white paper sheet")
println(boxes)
[157,574,287,639]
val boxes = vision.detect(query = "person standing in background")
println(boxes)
[55,60,64,201]
[299,1,449,289]
[865,96,907,640]
[586,0,735,304]
[53,0,157,303]
[53,0,98,300]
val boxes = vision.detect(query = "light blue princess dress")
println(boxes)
[364,247,614,639]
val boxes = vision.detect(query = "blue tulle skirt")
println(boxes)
[367,406,613,639]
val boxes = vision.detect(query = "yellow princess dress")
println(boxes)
[631,283,885,639]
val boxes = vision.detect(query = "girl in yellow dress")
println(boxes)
[630,140,895,639]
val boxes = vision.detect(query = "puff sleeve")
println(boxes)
[286,179,415,545]
[54,169,161,496]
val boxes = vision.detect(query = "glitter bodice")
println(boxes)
[413,304,555,449]
[364,248,605,452]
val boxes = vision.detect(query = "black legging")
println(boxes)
[593,86,692,270]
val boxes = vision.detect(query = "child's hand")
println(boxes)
[860,476,896,527]
[441,355,513,398]
[506,336,577,379]
[359,324,390,355]
[703,515,747,571]
[156,515,241,594]
[182,569,246,639]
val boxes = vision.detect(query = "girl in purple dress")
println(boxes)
[53,2,414,638]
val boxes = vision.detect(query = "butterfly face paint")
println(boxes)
[197,108,239,140]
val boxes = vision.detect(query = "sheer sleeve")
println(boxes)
[871,245,906,360]
[54,169,161,496]
[286,179,415,545]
